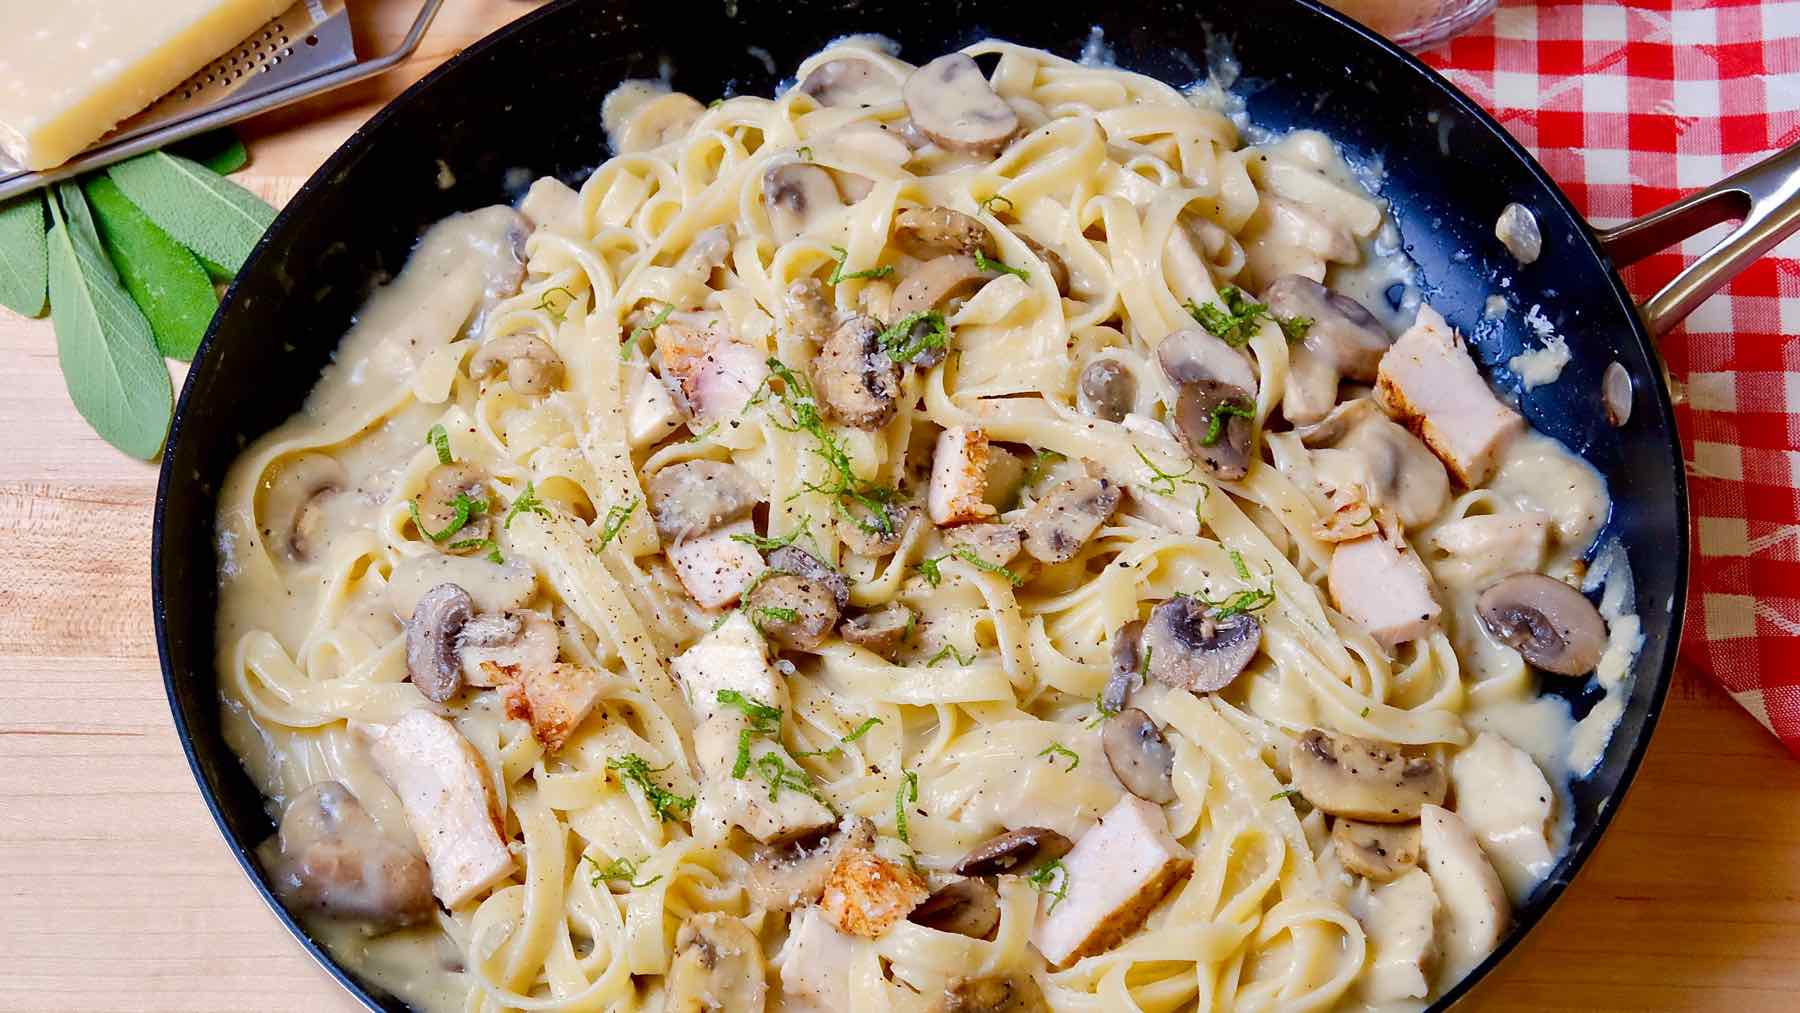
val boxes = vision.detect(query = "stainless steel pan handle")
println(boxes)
[1595,141,1800,336]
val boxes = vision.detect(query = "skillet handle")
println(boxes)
[1594,142,1800,337]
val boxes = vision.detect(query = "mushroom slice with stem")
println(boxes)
[891,253,995,318]
[744,573,842,652]
[1102,619,1146,714]
[645,459,762,541]
[910,878,1002,939]
[415,463,494,552]
[1169,379,1257,481]
[747,816,876,911]
[1156,326,1258,394]
[666,913,768,1012]
[1141,596,1260,694]
[406,583,473,703]
[264,453,346,562]
[459,610,558,688]
[945,522,1023,569]
[764,162,845,242]
[953,826,1074,877]
[893,206,996,259]
[1290,728,1447,822]
[768,545,850,608]
[1018,476,1121,564]
[467,333,564,396]
[1476,572,1607,676]
[839,602,916,658]
[1332,818,1421,881]
[800,56,899,108]
[1261,275,1392,426]
[903,53,1020,155]
[268,781,436,933]
[929,974,1051,1013]
[812,315,901,429]
[1103,708,1177,804]
[1077,357,1136,423]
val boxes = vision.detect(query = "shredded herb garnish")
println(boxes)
[408,492,489,543]
[754,605,800,625]
[504,480,551,529]
[685,421,722,444]
[917,554,947,587]
[978,194,1015,215]
[875,310,949,363]
[1229,549,1252,581]
[843,716,883,742]
[793,716,885,758]
[607,754,694,823]
[927,642,975,667]
[1185,286,1269,347]
[594,499,638,552]
[426,423,452,465]
[622,301,675,360]
[757,357,901,536]
[1278,315,1314,341]
[796,146,814,161]
[586,855,662,889]
[918,547,1022,587]
[895,769,919,843]
[1037,742,1080,772]
[974,249,1029,282]
[730,515,813,552]
[1026,859,1070,911]
[709,97,724,108]
[826,245,895,285]
[1270,788,1301,802]
[1133,445,1201,495]
[1200,400,1256,446]
[717,689,784,777]
[448,537,505,564]
[1360,706,1372,718]
[752,751,830,806]
[535,286,577,324]
[1194,586,1277,622]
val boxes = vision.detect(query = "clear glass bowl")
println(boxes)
[1320,0,1500,50]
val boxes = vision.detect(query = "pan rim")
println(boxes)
[150,1,1689,1009]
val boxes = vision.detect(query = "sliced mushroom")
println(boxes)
[894,206,996,259]
[785,277,835,341]
[764,162,844,242]
[839,603,915,658]
[945,522,1023,568]
[903,53,1019,156]
[1299,398,1449,530]
[458,609,558,687]
[1077,358,1136,422]
[767,545,849,608]
[800,56,898,108]
[268,781,435,932]
[1290,729,1447,823]
[468,333,564,396]
[1261,276,1393,426]
[1475,573,1607,676]
[745,573,841,651]
[1141,596,1260,693]
[406,583,473,702]
[747,816,875,911]
[1156,327,1258,394]
[1102,708,1176,804]
[929,975,1051,1013]
[837,500,917,557]
[645,460,762,540]
[953,826,1073,877]
[891,253,994,317]
[1169,379,1256,481]
[264,453,346,562]
[910,878,1002,939]
[666,913,768,1012]
[1019,235,1070,295]
[675,225,733,284]
[1102,620,1145,713]
[1332,818,1421,881]
[1018,476,1121,564]
[812,315,901,429]
[415,463,493,552]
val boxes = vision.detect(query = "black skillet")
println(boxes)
[153,0,1798,1007]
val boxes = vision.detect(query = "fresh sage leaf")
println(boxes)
[47,185,172,459]
[171,129,249,175]
[0,192,47,317]
[84,175,217,361]
[56,180,114,280]
[108,151,274,275]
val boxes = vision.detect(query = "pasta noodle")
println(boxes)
[214,37,1642,1013]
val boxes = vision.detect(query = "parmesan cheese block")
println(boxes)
[0,0,289,170]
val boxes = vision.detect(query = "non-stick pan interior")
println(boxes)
[154,1,1685,1008]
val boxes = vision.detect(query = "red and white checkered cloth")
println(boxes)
[1418,0,1800,756]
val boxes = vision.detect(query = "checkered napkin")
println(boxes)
[1418,0,1800,756]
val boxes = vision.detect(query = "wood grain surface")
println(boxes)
[0,2,1793,1009]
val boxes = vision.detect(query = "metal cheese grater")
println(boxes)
[0,0,444,201]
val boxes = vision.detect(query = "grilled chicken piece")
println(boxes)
[368,710,514,909]
[655,317,771,421]
[1355,866,1441,1003]
[1375,306,1524,487]
[928,425,996,526]
[819,847,929,938]
[1447,733,1555,898]
[624,365,685,448]
[778,907,859,1011]
[1031,796,1193,968]
[1327,533,1441,649]
[667,519,767,609]
[489,660,603,754]
[1418,804,1511,981]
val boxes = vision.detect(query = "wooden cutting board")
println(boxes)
[1,2,1795,1009]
